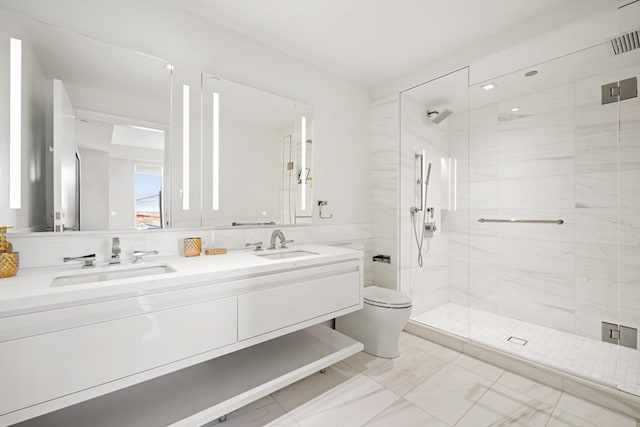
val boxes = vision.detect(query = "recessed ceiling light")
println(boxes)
[525,70,538,77]
[511,107,519,112]
[482,83,496,90]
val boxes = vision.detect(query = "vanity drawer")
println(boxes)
[0,296,237,416]
[238,270,360,340]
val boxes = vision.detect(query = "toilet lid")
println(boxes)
[364,286,412,308]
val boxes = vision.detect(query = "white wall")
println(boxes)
[78,148,109,231]
[0,0,371,226]
[108,158,135,230]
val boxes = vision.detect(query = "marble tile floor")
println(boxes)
[205,332,639,427]
[413,303,640,396]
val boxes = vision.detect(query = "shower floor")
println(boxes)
[412,303,640,396]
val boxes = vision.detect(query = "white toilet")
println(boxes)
[336,286,412,358]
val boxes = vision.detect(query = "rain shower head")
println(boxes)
[426,108,454,124]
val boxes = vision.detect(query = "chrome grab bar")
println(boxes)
[478,218,564,225]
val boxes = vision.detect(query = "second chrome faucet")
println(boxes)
[269,229,293,250]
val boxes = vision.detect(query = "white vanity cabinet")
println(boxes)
[238,263,361,340]
[0,249,364,426]
[0,296,238,417]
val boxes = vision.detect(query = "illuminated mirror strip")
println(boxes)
[453,158,458,211]
[182,84,190,210]
[212,92,220,211]
[448,157,452,210]
[9,38,22,209]
[301,116,306,211]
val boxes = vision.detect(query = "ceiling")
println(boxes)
[168,0,613,88]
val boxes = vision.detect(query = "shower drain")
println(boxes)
[507,336,528,346]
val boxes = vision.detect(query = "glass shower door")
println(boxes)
[467,39,640,394]
[616,26,640,396]
[399,68,470,340]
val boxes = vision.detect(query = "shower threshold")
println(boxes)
[408,303,640,419]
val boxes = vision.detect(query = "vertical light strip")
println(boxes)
[447,157,452,210]
[212,92,220,210]
[453,158,458,211]
[182,84,190,210]
[300,116,306,211]
[422,150,426,208]
[9,38,22,209]
[440,157,448,210]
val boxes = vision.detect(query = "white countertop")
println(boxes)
[0,244,362,318]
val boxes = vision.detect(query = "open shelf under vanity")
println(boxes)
[15,325,362,427]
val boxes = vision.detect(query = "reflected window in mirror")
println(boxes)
[135,165,163,229]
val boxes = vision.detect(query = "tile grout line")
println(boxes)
[543,386,566,427]
[359,350,458,427]
[452,369,504,426]
[269,391,301,427]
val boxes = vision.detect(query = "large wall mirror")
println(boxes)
[200,72,314,227]
[0,8,313,233]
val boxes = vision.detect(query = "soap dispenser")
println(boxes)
[0,227,13,253]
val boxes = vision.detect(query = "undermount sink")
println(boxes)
[255,250,318,260]
[51,264,175,287]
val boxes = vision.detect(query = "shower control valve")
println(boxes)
[425,222,437,233]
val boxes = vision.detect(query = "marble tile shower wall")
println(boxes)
[371,97,400,290]
[9,225,373,285]
[399,97,451,315]
[467,66,640,341]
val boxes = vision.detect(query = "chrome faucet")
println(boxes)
[110,237,121,265]
[132,250,159,264]
[63,253,96,268]
[269,230,294,249]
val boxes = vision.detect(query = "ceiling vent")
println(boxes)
[609,28,640,55]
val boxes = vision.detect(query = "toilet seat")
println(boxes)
[363,286,412,309]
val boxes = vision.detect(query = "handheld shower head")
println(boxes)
[426,108,454,124]
[425,163,432,187]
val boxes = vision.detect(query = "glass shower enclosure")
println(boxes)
[400,38,640,397]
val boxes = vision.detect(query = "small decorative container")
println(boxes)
[0,252,19,278]
[183,237,202,257]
